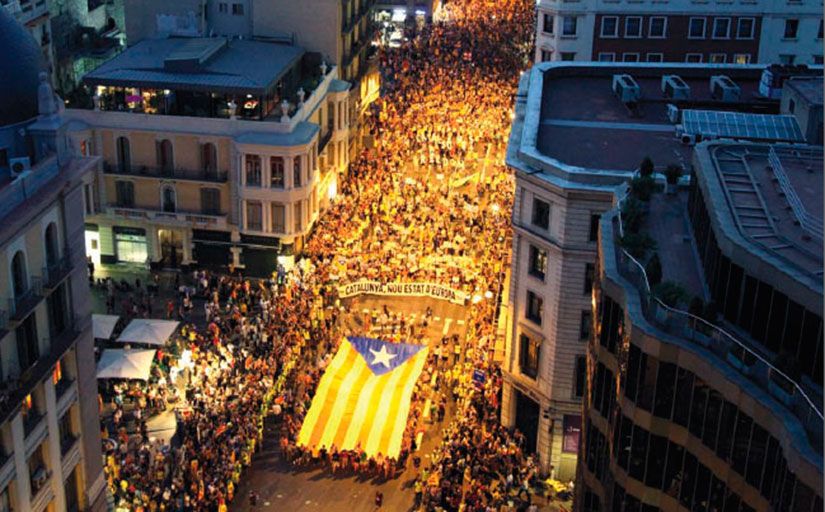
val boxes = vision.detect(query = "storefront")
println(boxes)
[239,234,280,278]
[192,229,232,270]
[514,390,540,456]
[113,226,148,264]
[85,223,101,266]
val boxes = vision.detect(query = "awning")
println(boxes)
[92,314,120,340]
[116,319,180,346]
[97,349,156,380]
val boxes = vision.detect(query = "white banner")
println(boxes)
[338,281,468,305]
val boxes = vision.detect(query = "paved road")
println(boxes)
[231,295,468,512]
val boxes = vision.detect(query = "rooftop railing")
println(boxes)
[611,181,823,451]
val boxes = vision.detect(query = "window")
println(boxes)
[686,53,703,63]
[271,203,285,233]
[712,17,731,38]
[562,16,577,36]
[161,185,176,213]
[84,184,94,215]
[543,14,554,34]
[814,55,824,64]
[528,244,547,280]
[531,198,550,230]
[597,52,615,62]
[647,53,664,62]
[115,180,134,208]
[245,155,261,186]
[16,314,39,370]
[200,188,221,215]
[574,356,586,397]
[649,16,667,38]
[519,334,541,379]
[218,2,228,13]
[625,16,642,38]
[526,290,543,325]
[541,49,554,62]
[710,53,727,63]
[156,139,173,173]
[600,16,618,37]
[28,445,47,496]
[688,17,706,39]
[580,310,592,340]
[293,201,303,232]
[584,263,595,294]
[779,54,796,64]
[783,19,798,39]
[733,53,751,64]
[623,53,640,62]
[293,156,302,187]
[115,136,130,172]
[818,19,823,39]
[201,142,217,176]
[245,201,262,231]
[58,412,75,454]
[737,17,755,39]
[11,251,27,299]
[270,157,285,188]
[44,223,59,267]
[560,52,576,61]
[232,2,244,15]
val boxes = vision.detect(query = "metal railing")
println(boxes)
[104,163,229,183]
[8,277,43,320]
[612,184,823,447]
[43,253,72,289]
[768,147,822,241]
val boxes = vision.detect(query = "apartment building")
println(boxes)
[535,0,823,65]
[66,36,351,276]
[578,136,823,510]
[504,60,822,482]
[0,10,106,511]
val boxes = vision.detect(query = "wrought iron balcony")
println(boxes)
[8,277,43,321]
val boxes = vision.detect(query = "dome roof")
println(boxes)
[0,9,45,126]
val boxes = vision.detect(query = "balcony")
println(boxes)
[104,163,229,183]
[42,254,72,291]
[23,411,44,438]
[8,277,43,322]
[106,206,229,230]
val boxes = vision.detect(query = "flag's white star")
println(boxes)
[369,345,397,368]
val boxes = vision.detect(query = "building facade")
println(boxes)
[67,37,351,276]
[579,138,823,510]
[503,60,823,482]
[0,10,105,512]
[535,0,823,65]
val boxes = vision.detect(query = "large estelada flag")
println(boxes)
[297,336,428,459]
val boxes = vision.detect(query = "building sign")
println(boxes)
[338,281,468,305]
[562,415,581,453]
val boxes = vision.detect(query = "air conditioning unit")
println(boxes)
[679,132,697,145]
[666,104,680,123]
[612,74,641,103]
[662,74,691,100]
[710,75,741,102]
[9,157,31,177]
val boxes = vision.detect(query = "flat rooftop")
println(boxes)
[705,143,823,277]
[537,67,764,172]
[786,77,823,106]
[84,37,305,95]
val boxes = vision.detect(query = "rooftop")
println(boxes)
[785,77,823,106]
[83,37,305,95]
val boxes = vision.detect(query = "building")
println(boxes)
[534,0,823,65]
[123,0,380,156]
[65,36,351,276]
[373,0,442,26]
[503,60,823,483]
[0,10,106,511]
[2,0,125,100]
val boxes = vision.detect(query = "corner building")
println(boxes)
[0,11,105,512]
[504,60,823,487]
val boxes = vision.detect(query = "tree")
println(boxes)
[654,281,688,308]
[630,176,655,202]
[646,252,662,286]
[621,197,644,233]
[620,233,657,260]
[639,156,655,177]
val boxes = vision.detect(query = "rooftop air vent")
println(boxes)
[612,74,641,103]
[662,74,690,100]
[710,75,741,102]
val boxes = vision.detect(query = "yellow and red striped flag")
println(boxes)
[297,337,429,459]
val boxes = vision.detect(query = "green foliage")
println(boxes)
[665,164,683,185]
[630,176,655,202]
[646,252,662,286]
[639,156,655,177]
[654,281,688,308]
[621,197,644,233]
[620,232,657,260]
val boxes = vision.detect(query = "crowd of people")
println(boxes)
[102,0,541,509]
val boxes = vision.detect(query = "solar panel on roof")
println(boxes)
[681,109,805,143]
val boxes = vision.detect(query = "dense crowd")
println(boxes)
[103,0,538,509]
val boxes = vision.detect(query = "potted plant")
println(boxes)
[665,164,682,194]
[621,197,645,233]
[630,175,655,202]
[645,252,662,286]
[639,156,654,178]
[653,281,688,308]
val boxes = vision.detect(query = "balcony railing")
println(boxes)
[107,206,229,230]
[609,184,824,451]
[104,163,229,183]
[42,254,72,290]
[8,277,43,321]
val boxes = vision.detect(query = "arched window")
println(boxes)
[201,142,217,177]
[161,185,176,213]
[44,223,59,267]
[116,136,130,172]
[11,251,27,298]
[157,139,174,174]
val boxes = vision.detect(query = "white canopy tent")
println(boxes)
[96,349,156,381]
[92,314,120,340]
[116,319,179,346]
